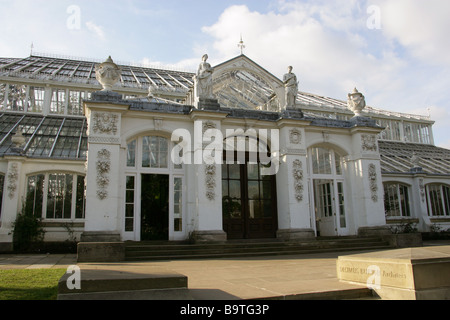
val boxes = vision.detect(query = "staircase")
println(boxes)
[125,236,392,261]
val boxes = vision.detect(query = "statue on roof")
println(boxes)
[283,66,298,109]
[95,56,121,91]
[193,54,215,100]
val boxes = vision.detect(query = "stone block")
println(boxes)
[77,242,125,263]
[383,233,423,248]
[277,229,315,241]
[80,231,121,242]
[192,230,227,243]
[197,98,221,111]
[358,226,392,237]
[337,246,450,300]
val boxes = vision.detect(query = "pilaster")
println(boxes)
[276,124,314,240]
[190,108,227,242]
[0,157,25,250]
[81,95,130,242]
[347,124,387,235]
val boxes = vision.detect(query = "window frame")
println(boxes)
[25,172,86,220]
[426,184,450,217]
[383,182,411,218]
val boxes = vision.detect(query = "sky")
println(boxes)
[0,0,449,148]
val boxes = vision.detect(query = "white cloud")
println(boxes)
[85,21,106,40]
[195,1,450,148]
[373,0,450,65]
[200,3,406,103]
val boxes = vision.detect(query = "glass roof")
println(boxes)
[379,141,450,175]
[0,55,433,122]
[213,69,280,112]
[0,55,193,93]
[0,113,87,160]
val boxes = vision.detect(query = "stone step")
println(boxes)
[57,267,188,300]
[125,237,385,251]
[125,241,388,256]
[125,237,392,261]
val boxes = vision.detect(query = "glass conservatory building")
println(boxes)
[0,53,449,251]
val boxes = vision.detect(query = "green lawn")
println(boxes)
[0,269,66,300]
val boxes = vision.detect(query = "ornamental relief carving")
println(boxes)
[92,112,118,136]
[96,149,111,200]
[289,128,302,145]
[361,134,378,152]
[7,163,19,199]
[368,163,378,202]
[205,164,216,201]
[419,178,425,202]
[292,159,304,202]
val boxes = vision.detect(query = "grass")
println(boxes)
[0,269,66,300]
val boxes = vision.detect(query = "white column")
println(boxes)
[276,124,314,240]
[82,101,128,242]
[190,114,227,242]
[348,131,388,236]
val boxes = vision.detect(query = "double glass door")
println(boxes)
[222,162,278,239]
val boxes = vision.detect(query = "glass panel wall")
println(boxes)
[25,173,85,219]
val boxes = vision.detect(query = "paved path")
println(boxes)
[0,250,370,300]
[2,241,449,300]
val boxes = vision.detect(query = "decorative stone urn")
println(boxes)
[347,88,366,117]
[95,56,121,91]
[11,127,25,148]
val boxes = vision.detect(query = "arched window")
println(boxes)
[25,173,85,219]
[126,136,170,169]
[426,184,450,217]
[310,147,343,176]
[383,182,411,217]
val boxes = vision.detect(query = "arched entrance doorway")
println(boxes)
[124,134,185,241]
[221,136,278,239]
[309,146,349,237]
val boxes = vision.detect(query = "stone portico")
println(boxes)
[79,54,388,246]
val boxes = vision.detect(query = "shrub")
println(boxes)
[12,212,45,252]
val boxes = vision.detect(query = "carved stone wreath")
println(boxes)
[92,112,118,135]
[289,128,302,145]
[205,164,216,201]
[368,163,378,202]
[96,149,111,200]
[361,134,378,152]
[292,159,304,202]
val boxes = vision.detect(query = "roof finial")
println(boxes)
[30,42,34,56]
[237,34,245,55]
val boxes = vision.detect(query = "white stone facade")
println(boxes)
[0,53,449,250]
